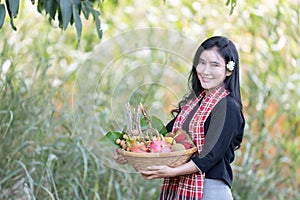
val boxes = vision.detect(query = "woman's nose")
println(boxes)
[200,64,210,74]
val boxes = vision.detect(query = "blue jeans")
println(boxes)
[203,178,233,200]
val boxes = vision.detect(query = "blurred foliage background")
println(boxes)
[0,0,299,199]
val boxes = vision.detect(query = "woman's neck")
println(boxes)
[204,83,225,96]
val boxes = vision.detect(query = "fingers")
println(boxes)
[140,171,157,180]
[141,174,156,180]
[139,170,151,175]
[112,149,120,159]
[117,157,128,164]
[139,164,173,180]
[140,171,165,180]
[145,165,167,171]
[112,149,128,164]
[139,165,167,174]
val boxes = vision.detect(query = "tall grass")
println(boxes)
[0,0,299,199]
[231,1,300,199]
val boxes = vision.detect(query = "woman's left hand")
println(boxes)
[139,165,175,180]
[139,161,200,180]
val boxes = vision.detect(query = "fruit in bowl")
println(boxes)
[115,128,195,154]
[99,103,197,171]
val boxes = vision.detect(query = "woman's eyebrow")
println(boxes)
[199,59,220,65]
[210,61,220,65]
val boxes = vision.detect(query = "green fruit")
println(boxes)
[171,143,186,151]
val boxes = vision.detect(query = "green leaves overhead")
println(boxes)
[5,0,19,30]
[42,0,103,44]
[60,0,72,30]
[44,0,58,20]
[0,0,237,45]
[1,0,103,44]
[7,0,19,18]
[72,0,82,45]
[82,1,103,39]
[0,4,6,28]
[226,0,237,15]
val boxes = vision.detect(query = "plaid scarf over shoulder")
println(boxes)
[160,85,230,200]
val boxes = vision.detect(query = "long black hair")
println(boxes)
[172,36,242,117]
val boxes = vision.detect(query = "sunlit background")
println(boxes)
[0,0,299,199]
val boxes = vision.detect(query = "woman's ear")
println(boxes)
[226,70,232,77]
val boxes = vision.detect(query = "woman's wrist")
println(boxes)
[172,161,200,177]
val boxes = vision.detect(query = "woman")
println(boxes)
[115,36,245,200]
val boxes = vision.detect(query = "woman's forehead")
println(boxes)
[200,48,225,62]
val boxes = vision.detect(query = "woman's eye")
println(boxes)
[199,61,205,65]
[212,63,219,67]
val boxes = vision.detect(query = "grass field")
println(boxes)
[0,0,299,199]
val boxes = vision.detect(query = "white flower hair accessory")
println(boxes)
[226,61,235,71]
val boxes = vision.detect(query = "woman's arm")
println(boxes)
[192,97,244,173]
[140,160,200,180]
[140,97,244,180]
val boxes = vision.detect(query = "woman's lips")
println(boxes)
[200,75,211,83]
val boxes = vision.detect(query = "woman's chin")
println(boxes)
[200,83,211,90]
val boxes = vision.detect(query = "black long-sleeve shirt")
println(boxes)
[166,95,245,188]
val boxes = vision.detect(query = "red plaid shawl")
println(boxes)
[160,85,230,200]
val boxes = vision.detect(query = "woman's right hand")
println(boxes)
[112,149,128,165]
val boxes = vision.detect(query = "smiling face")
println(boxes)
[195,48,232,92]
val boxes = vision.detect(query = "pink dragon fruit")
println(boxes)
[131,142,147,153]
[150,139,171,153]
[182,141,193,149]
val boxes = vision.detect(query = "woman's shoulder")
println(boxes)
[224,95,245,121]
[226,95,241,108]
[214,95,242,113]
